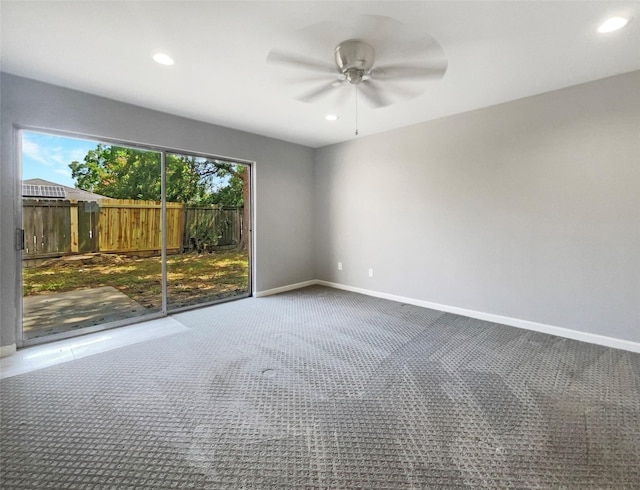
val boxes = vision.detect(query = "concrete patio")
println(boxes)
[23,286,151,339]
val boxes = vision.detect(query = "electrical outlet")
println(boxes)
[368,268,374,278]
[338,262,343,271]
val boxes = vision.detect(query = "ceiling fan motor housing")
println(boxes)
[335,40,375,84]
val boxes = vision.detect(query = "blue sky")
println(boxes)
[21,131,99,188]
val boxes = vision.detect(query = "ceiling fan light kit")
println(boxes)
[335,40,375,84]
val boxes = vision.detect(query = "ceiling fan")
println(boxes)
[266,15,448,113]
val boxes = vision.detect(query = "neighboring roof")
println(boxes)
[22,178,108,201]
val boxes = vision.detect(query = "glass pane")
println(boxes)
[166,153,250,310]
[21,131,162,340]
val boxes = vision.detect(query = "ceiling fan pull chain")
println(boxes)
[355,85,359,136]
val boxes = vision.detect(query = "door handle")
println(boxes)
[16,228,25,250]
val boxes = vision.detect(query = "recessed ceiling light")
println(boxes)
[598,17,629,33]
[325,114,339,121]
[153,52,175,66]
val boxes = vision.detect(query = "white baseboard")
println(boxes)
[252,279,640,353]
[316,280,640,354]
[0,343,17,358]
[254,280,318,298]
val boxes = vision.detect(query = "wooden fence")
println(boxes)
[182,206,243,252]
[22,198,242,259]
[22,200,72,257]
[98,199,183,254]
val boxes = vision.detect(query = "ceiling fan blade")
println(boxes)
[353,15,398,43]
[335,82,353,106]
[267,49,336,74]
[368,78,420,100]
[285,74,341,84]
[376,30,447,66]
[372,61,448,81]
[359,81,393,108]
[296,82,338,103]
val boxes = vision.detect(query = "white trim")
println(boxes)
[0,343,17,358]
[316,280,640,354]
[249,161,256,299]
[247,278,640,353]
[254,280,318,298]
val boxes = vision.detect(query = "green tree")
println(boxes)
[70,144,160,200]
[69,144,245,205]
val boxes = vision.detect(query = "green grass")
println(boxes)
[24,250,249,310]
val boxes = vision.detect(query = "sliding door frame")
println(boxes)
[14,125,254,348]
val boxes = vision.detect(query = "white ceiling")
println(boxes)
[1,1,639,148]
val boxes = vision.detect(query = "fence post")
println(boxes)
[69,201,79,253]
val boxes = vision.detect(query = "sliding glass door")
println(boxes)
[19,130,251,344]
[21,132,163,341]
[165,153,250,311]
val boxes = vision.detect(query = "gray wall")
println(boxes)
[314,71,640,343]
[0,73,315,348]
